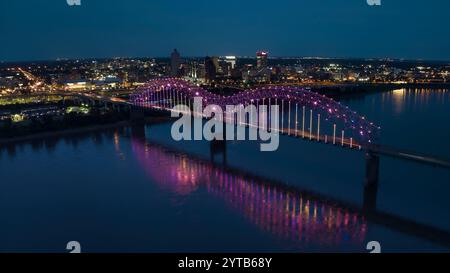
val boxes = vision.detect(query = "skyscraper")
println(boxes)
[224,56,236,70]
[170,49,181,77]
[256,51,268,69]
[205,56,218,82]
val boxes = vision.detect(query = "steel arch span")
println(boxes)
[130,78,380,145]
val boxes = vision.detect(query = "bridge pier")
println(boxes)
[210,139,227,165]
[209,120,227,166]
[363,151,380,212]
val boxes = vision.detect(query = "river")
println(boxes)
[0,88,449,252]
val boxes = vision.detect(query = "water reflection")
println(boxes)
[391,89,405,114]
[2,124,449,251]
[345,88,450,158]
[381,88,449,115]
[130,126,367,249]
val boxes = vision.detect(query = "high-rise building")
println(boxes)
[205,56,218,82]
[189,61,198,79]
[256,51,268,69]
[224,56,236,70]
[185,61,201,79]
[221,56,237,77]
[170,49,181,76]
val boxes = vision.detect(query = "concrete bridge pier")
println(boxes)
[210,120,227,166]
[363,151,380,212]
[210,140,227,166]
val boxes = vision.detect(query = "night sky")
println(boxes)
[1,0,450,62]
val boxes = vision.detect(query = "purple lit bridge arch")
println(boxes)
[130,78,380,149]
[129,78,450,214]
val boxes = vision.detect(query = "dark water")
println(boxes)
[0,88,449,253]
[344,88,450,158]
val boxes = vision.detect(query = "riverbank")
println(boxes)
[0,116,172,146]
[313,82,450,99]
[205,82,450,100]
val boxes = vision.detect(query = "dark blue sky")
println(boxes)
[1,0,450,61]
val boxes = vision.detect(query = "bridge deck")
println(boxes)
[148,106,450,170]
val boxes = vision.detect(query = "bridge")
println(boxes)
[129,78,450,212]
[130,78,380,147]
[4,79,449,212]
[130,78,450,164]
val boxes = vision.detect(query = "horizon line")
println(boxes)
[1,55,450,64]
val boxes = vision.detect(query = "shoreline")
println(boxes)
[206,82,450,99]
[0,116,172,146]
[0,121,131,146]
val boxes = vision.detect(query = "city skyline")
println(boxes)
[1,0,450,62]
[2,54,450,64]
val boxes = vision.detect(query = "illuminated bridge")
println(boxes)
[131,78,380,148]
[130,78,450,164]
[125,79,450,248]
[128,78,450,213]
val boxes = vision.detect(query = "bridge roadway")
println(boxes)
[2,92,450,170]
[151,106,450,170]
[3,93,450,246]
[365,144,450,169]
[278,126,450,169]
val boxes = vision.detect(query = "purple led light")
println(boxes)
[130,78,380,143]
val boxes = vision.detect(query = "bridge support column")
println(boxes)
[363,151,380,212]
[210,139,227,165]
[210,120,227,166]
